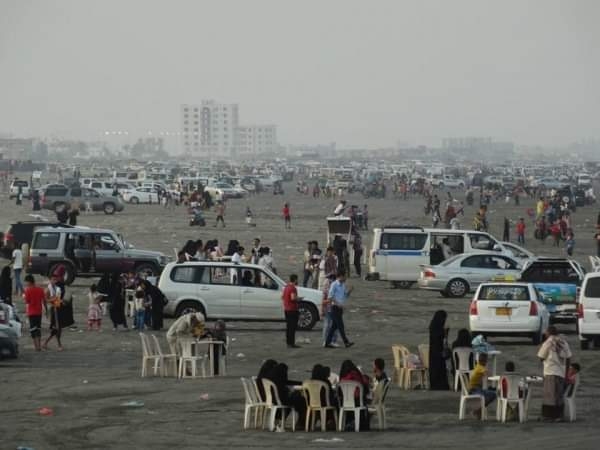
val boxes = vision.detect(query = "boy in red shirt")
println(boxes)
[516,217,526,245]
[281,274,300,348]
[282,203,291,230]
[22,274,46,351]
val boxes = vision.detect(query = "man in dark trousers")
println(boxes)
[281,274,300,348]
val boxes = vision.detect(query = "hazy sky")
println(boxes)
[1,0,598,148]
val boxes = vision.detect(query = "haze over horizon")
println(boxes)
[1,0,599,148]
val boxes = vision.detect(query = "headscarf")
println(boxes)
[429,310,447,332]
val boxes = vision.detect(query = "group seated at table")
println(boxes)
[256,357,389,431]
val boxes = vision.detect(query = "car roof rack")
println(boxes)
[381,225,425,231]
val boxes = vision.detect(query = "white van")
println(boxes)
[9,179,31,199]
[367,226,510,288]
[577,272,600,350]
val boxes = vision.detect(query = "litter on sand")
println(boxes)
[120,400,145,408]
[199,393,210,400]
[38,407,54,416]
[236,353,246,358]
[312,438,344,443]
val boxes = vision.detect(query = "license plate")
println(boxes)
[496,307,512,316]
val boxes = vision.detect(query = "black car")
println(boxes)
[1,221,72,259]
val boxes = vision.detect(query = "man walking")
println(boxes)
[22,275,45,351]
[11,246,23,295]
[282,274,300,348]
[214,201,226,228]
[324,271,354,348]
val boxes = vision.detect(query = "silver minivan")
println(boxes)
[577,272,600,350]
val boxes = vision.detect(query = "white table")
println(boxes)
[188,339,226,377]
[487,375,543,421]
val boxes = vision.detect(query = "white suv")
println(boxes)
[577,272,600,350]
[158,261,322,330]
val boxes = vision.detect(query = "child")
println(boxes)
[282,203,291,230]
[469,353,496,418]
[134,290,146,331]
[516,217,526,245]
[565,363,580,395]
[550,220,562,247]
[565,231,575,257]
[245,206,255,227]
[87,284,103,331]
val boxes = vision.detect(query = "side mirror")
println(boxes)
[493,244,501,251]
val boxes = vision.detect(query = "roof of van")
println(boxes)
[34,225,108,234]
[373,227,491,234]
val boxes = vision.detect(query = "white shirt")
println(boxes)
[537,335,572,377]
[231,252,241,264]
[12,249,23,269]
[334,204,345,216]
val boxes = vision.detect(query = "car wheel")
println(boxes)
[297,302,318,331]
[103,202,116,214]
[175,300,206,318]
[393,280,413,289]
[135,263,158,279]
[49,262,75,285]
[130,197,139,204]
[446,279,468,297]
[580,339,590,350]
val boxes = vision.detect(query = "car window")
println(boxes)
[70,187,82,197]
[209,266,236,285]
[171,266,206,283]
[469,234,496,251]
[584,278,600,298]
[461,255,484,268]
[478,285,531,301]
[490,256,517,270]
[33,232,60,249]
[94,234,118,250]
[13,180,29,187]
[381,233,427,251]
[91,182,102,188]
[46,187,68,196]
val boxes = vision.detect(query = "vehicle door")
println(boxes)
[69,186,83,208]
[379,232,428,281]
[240,268,283,319]
[169,264,204,306]
[581,276,600,335]
[91,233,125,273]
[458,255,489,287]
[203,265,242,318]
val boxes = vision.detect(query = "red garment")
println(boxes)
[23,286,45,316]
[282,283,298,311]
[282,206,290,218]
[516,222,526,235]
[341,370,370,400]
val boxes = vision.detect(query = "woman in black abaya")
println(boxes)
[428,310,450,390]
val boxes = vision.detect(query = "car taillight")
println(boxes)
[4,232,14,244]
[424,269,436,278]
[576,287,581,302]
[529,301,538,316]
[469,300,478,315]
[577,303,584,319]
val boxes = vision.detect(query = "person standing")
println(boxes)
[11,247,23,296]
[362,204,369,230]
[250,238,261,264]
[516,217,526,245]
[68,207,79,226]
[282,274,300,348]
[502,217,510,242]
[22,275,45,351]
[282,202,291,230]
[0,266,12,305]
[16,185,23,205]
[537,326,572,421]
[31,189,41,211]
[214,201,226,228]
[428,310,450,390]
[320,273,338,347]
[108,272,128,330]
[302,241,315,288]
[324,271,354,348]
[43,273,64,351]
[352,233,363,277]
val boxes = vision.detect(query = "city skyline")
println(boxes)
[1,0,599,148]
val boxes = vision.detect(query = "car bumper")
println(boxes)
[417,278,448,291]
[469,316,541,334]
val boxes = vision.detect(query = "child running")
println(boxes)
[87,284,103,331]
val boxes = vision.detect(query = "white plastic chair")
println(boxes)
[178,339,206,379]
[262,378,297,432]
[498,375,526,423]
[241,377,268,429]
[391,345,406,388]
[418,344,430,389]
[151,335,178,377]
[125,289,136,318]
[139,333,161,377]
[564,375,579,422]
[458,372,487,421]
[453,347,473,392]
[302,380,338,431]
[368,379,391,430]
[338,381,367,432]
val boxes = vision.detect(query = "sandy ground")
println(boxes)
[1,181,600,450]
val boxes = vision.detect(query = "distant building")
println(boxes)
[442,137,514,160]
[181,100,239,157]
[237,125,277,155]
[0,137,34,160]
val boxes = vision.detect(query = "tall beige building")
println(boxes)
[237,125,277,155]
